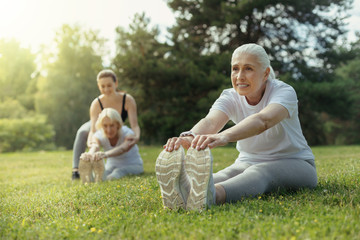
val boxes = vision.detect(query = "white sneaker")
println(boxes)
[185,147,215,211]
[155,146,186,209]
[79,159,92,184]
[92,159,104,183]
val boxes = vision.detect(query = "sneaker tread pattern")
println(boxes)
[155,148,185,209]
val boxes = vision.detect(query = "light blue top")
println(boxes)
[94,126,143,168]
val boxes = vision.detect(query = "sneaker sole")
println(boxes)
[79,160,92,184]
[185,147,212,211]
[155,147,185,209]
[92,160,104,183]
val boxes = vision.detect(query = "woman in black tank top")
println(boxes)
[71,69,140,180]
[97,93,128,122]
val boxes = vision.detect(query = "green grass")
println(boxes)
[1,145,359,239]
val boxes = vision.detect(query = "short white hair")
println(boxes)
[95,108,123,137]
[232,43,275,79]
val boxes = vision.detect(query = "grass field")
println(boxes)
[0,145,359,239]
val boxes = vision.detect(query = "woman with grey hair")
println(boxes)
[156,43,317,211]
[79,108,143,183]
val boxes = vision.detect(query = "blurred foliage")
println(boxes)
[161,0,358,145]
[35,24,105,148]
[289,36,360,145]
[0,116,55,152]
[0,39,37,109]
[167,0,353,81]
[332,38,360,144]
[113,13,229,143]
[0,99,29,119]
[0,1,359,150]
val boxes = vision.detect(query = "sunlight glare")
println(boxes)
[0,0,28,36]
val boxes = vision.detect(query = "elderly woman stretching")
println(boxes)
[79,108,143,183]
[156,43,317,211]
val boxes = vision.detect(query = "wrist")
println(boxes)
[218,132,231,143]
[183,136,194,143]
[121,146,127,154]
[179,131,196,138]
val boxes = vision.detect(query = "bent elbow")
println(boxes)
[256,114,271,134]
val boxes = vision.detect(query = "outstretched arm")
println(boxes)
[87,99,101,148]
[80,136,101,162]
[165,110,229,151]
[124,94,140,150]
[102,139,131,158]
[193,103,289,150]
[88,139,100,154]
[81,136,131,162]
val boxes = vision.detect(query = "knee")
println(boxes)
[106,175,117,181]
[308,176,318,189]
[106,168,124,180]
[105,170,116,180]
[76,128,89,139]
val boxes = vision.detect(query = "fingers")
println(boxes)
[125,138,136,150]
[124,142,134,152]
[125,135,136,142]
[163,137,192,152]
[164,137,178,152]
[191,134,227,150]
[192,135,213,150]
[80,153,93,162]
[94,152,106,161]
[125,135,139,149]
[128,141,136,150]
[163,133,227,151]
[173,138,182,150]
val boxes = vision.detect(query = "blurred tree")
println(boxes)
[291,35,360,145]
[0,116,55,152]
[0,39,36,109]
[167,0,353,82]
[0,98,29,119]
[164,0,356,145]
[332,36,360,144]
[0,98,56,152]
[113,13,229,143]
[35,24,104,148]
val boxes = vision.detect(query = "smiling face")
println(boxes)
[231,52,270,105]
[101,116,120,140]
[97,77,117,96]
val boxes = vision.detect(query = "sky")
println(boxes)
[0,0,175,55]
[0,0,359,58]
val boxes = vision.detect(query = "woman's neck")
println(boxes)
[101,91,119,99]
[245,81,267,105]
[108,136,119,147]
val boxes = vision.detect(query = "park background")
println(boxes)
[1,1,360,239]
[0,0,360,151]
